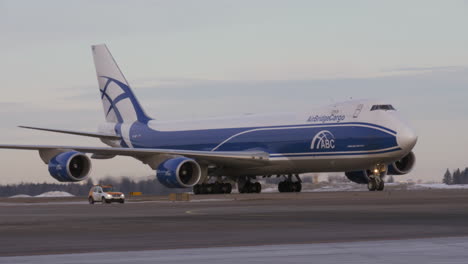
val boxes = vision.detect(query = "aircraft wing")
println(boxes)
[0,144,269,167]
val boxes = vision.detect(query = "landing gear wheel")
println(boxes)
[377,180,385,191]
[254,182,261,193]
[88,197,94,204]
[278,181,285,193]
[226,183,232,194]
[221,183,232,194]
[247,183,255,193]
[367,180,377,191]
[238,181,261,194]
[213,183,222,194]
[238,183,245,193]
[205,184,213,194]
[193,184,200,195]
[294,182,302,192]
[289,182,297,192]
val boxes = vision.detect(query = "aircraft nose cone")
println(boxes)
[397,127,418,151]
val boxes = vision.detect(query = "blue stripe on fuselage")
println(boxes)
[127,122,398,156]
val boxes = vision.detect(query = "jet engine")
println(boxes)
[388,151,416,175]
[156,157,201,188]
[48,151,92,182]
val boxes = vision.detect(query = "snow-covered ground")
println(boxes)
[9,191,75,198]
[408,183,468,190]
[35,191,74,197]
[261,182,468,193]
[8,194,32,198]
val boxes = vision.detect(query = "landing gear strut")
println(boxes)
[368,164,386,191]
[278,174,302,193]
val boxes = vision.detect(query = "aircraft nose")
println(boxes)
[397,126,418,151]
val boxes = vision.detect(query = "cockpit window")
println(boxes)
[370,105,396,111]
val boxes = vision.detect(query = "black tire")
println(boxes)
[200,184,208,194]
[104,198,112,203]
[238,183,244,193]
[119,199,125,204]
[377,180,385,191]
[368,180,377,191]
[88,197,94,204]
[278,181,284,193]
[289,182,296,192]
[295,182,302,192]
[193,185,200,195]
[254,182,261,193]
[205,184,213,194]
[249,183,257,193]
[213,183,222,194]
[221,183,231,194]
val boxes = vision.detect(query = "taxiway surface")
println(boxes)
[1,190,468,257]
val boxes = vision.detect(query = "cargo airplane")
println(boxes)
[0,45,418,194]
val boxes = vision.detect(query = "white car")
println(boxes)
[88,185,125,204]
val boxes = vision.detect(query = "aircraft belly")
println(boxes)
[222,151,403,176]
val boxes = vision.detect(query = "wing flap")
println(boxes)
[19,126,121,140]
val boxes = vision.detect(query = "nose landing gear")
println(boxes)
[368,164,386,191]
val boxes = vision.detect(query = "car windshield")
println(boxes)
[102,187,114,192]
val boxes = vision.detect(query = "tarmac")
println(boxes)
[1,190,468,258]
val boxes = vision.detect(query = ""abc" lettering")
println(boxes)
[318,139,335,149]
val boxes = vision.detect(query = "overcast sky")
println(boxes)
[1,0,468,184]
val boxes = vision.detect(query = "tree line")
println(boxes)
[0,176,190,197]
[443,168,468,185]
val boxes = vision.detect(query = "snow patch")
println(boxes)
[9,194,32,198]
[35,191,74,197]
[262,187,277,193]
[409,183,468,190]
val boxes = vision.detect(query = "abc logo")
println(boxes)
[311,130,336,150]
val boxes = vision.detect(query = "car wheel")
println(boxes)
[119,199,125,204]
[88,197,94,204]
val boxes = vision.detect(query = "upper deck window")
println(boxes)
[370,104,396,111]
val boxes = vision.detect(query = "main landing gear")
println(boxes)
[193,182,232,195]
[237,176,262,193]
[278,174,302,193]
[367,164,386,191]
[238,181,261,193]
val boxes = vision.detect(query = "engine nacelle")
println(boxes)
[388,151,416,175]
[48,151,92,182]
[345,170,370,184]
[156,157,201,188]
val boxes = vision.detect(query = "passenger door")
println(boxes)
[93,187,102,201]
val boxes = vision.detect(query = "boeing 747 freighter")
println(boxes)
[0,45,417,194]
